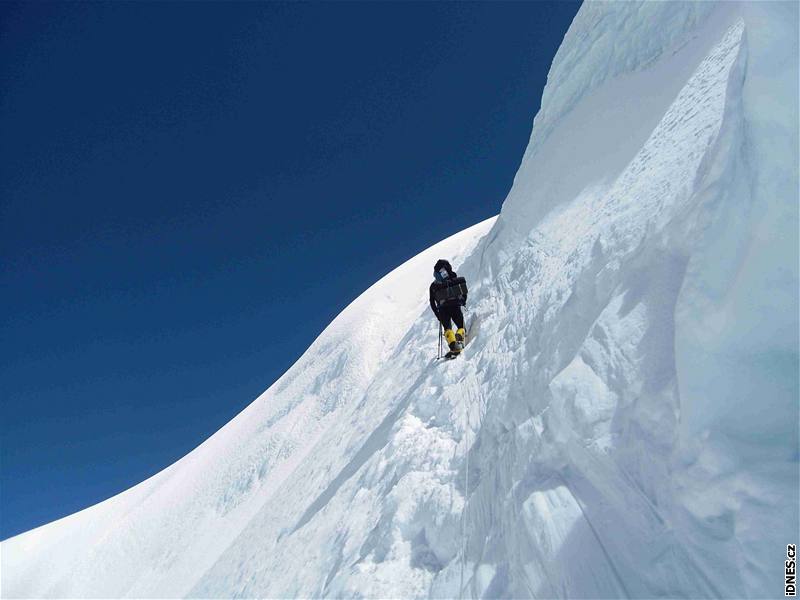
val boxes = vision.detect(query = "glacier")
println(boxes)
[2,1,797,598]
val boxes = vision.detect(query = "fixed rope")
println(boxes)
[459,382,471,599]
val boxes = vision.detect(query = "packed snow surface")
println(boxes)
[3,1,797,598]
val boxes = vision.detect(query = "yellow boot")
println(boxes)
[455,328,466,351]
[444,329,458,352]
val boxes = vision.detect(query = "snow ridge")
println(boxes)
[3,2,797,598]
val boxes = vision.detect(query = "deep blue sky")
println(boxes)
[1,1,579,539]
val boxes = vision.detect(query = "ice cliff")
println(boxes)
[3,2,797,598]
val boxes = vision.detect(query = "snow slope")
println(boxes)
[3,1,797,598]
[0,217,495,598]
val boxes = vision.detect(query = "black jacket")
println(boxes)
[429,269,467,316]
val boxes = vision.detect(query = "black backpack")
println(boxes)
[433,276,468,305]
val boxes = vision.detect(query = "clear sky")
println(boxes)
[1,1,580,539]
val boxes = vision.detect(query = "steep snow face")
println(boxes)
[3,1,797,598]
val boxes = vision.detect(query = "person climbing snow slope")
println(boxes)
[429,259,468,357]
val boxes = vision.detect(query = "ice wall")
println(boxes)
[458,1,798,597]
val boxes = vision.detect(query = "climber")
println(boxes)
[429,259,468,356]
